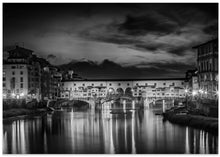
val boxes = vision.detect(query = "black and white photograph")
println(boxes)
[2,2,218,154]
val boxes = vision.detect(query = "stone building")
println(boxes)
[3,46,41,101]
[193,38,218,99]
[60,79,185,100]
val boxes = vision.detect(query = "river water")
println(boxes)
[3,108,218,154]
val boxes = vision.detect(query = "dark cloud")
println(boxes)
[59,59,195,79]
[47,54,56,60]
[203,23,218,36]
[3,3,218,78]
[118,14,179,36]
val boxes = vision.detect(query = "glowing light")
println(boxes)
[199,89,204,94]
[185,89,188,93]
[192,91,197,96]
[109,88,113,93]
[11,93,15,97]
[20,93,24,97]
[204,91,207,94]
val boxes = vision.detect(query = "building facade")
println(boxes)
[185,69,199,96]
[193,38,218,99]
[3,46,62,101]
[3,46,41,101]
[60,79,186,100]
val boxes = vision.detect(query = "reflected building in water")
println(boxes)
[3,109,218,154]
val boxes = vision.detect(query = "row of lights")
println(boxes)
[185,88,218,96]
[3,93,36,99]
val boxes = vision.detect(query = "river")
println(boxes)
[3,107,218,154]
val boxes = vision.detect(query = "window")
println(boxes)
[3,77,6,81]
[74,83,76,86]
[145,83,148,86]
[82,84,85,86]
[136,83,138,86]
[163,83,166,85]
[92,84,94,86]
[20,71,23,75]
[3,83,6,87]
[20,83,23,88]
[172,82,175,86]
[109,83,112,86]
[154,83,157,86]
[127,83,130,86]
[11,66,16,69]
[100,83,103,86]
[12,71,15,75]
[20,77,23,82]
[118,83,121,86]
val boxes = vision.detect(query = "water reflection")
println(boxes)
[3,108,218,154]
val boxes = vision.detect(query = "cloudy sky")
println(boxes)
[3,3,218,78]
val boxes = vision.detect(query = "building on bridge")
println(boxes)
[60,79,186,100]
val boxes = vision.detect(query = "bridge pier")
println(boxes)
[162,99,166,113]
[123,100,126,112]
[132,100,135,110]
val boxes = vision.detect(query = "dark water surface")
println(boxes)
[3,108,218,154]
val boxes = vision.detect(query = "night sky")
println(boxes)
[3,3,218,79]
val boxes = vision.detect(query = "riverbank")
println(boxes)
[3,108,48,119]
[163,111,218,134]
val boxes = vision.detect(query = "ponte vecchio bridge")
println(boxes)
[60,78,186,110]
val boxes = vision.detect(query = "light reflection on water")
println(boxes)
[3,108,218,154]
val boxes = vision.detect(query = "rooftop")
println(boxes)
[192,38,218,49]
[62,78,185,82]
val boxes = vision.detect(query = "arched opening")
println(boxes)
[116,88,124,97]
[106,88,115,99]
[125,87,133,97]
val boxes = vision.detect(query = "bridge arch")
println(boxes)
[116,88,124,96]
[125,87,133,97]
[107,87,115,95]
